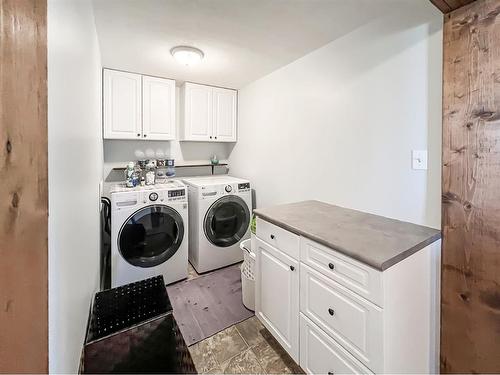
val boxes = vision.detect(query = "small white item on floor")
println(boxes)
[240,237,255,311]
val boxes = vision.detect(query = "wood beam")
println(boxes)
[441,0,500,372]
[0,0,48,372]
[430,0,477,13]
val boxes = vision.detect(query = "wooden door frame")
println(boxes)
[0,0,48,372]
[440,0,500,372]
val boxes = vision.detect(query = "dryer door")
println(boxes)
[118,205,184,268]
[204,195,250,247]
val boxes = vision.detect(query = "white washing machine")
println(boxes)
[183,176,252,273]
[110,181,188,287]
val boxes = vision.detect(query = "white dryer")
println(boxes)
[110,181,188,287]
[183,176,252,273]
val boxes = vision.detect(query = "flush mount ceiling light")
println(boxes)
[170,46,204,66]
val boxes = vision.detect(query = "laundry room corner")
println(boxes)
[47,0,103,372]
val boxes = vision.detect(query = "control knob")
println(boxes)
[225,185,232,193]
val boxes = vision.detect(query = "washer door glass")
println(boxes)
[204,195,250,247]
[119,205,184,268]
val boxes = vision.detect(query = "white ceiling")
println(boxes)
[93,0,431,89]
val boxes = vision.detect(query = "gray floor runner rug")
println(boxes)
[166,264,253,346]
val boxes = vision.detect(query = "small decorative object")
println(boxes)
[145,162,156,185]
[210,155,219,165]
[140,176,145,186]
[156,159,166,167]
[156,167,167,184]
[124,162,137,188]
[250,214,257,235]
[166,159,175,178]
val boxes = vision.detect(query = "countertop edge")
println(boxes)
[254,211,442,272]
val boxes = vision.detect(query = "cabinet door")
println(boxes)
[142,76,176,140]
[183,83,213,141]
[255,237,299,361]
[103,69,142,139]
[213,87,237,142]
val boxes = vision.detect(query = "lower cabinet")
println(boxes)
[300,314,373,375]
[255,237,299,361]
[255,219,441,374]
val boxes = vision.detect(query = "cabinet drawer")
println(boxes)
[256,218,299,259]
[300,237,383,306]
[300,314,373,375]
[300,264,383,373]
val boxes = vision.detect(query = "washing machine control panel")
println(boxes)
[238,182,251,192]
[168,189,186,199]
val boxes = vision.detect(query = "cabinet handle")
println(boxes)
[137,133,141,137]
[290,265,295,271]
[210,136,213,139]
[328,308,335,316]
[328,372,334,375]
[143,134,147,138]
[270,234,275,240]
[328,263,335,270]
[215,136,217,139]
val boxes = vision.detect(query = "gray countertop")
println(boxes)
[253,200,441,271]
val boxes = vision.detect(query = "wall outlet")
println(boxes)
[412,150,428,170]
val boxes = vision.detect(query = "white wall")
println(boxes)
[229,4,442,228]
[48,0,102,372]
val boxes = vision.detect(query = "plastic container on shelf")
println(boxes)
[240,238,255,311]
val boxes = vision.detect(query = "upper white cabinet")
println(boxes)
[213,87,237,142]
[180,82,237,142]
[103,69,176,140]
[142,76,176,140]
[181,83,213,141]
[103,69,142,139]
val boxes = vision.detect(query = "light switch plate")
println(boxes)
[412,150,428,170]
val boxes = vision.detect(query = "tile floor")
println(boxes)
[189,316,304,374]
[186,263,304,374]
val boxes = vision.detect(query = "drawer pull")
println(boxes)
[328,308,335,316]
[328,372,334,375]
[290,265,295,271]
[270,234,275,240]
[328,262,335,270]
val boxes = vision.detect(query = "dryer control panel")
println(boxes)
[197,182,251,200]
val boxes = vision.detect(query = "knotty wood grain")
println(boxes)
[441,0,500,372]
[430,0,477,13]
[0,0,48,372]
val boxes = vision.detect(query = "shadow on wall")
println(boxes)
[102,139,235,179]
[228,3,442,228]
[103,139,234,163]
